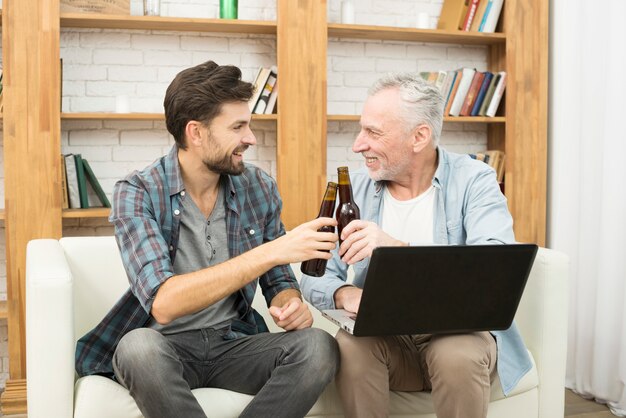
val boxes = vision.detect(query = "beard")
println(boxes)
[203,145,248,175]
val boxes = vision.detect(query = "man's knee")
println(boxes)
[114,328,172,369]
[296,328,340,377]
[426,333,494,384]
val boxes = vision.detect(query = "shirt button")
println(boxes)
[207,235,211,240]
[169,245,174,251]
[174,209,180,216]
[180,191,186,196]
[249,229,255,235]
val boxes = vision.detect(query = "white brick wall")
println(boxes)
[0,0,491,389]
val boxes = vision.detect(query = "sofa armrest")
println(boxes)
[515,247,569,418]
[26,239,76,418]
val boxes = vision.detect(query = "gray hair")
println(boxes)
[368,73,444,147]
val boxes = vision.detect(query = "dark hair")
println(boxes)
[164,61,254,149]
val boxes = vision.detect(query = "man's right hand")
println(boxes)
[334,286,362,313]
[268,217,338,265]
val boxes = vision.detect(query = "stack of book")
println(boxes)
[420,69,506,117]
[469,149,505,184]
[248,66,279,115]
[61,154,111,210]
[437,0,505,33]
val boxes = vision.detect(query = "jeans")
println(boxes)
[112,326,339,418]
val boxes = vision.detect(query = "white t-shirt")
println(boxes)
[381,185,436,244]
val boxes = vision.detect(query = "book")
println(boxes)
[459,71,485,116]
[461,0,481,31]
[60,155,69,209]
[82,158,111,208]
[265,79,279,114]
[477,0,493,31]
[448,68,476,116]
[470,71,493,116]
[469,0,489,31]
[253,66,278,114]
[444,69,463,115]
[478,73,500,116]
[481,0,504,33]
[440,70,458,108]
[434,70,448,93]
[437,0,469,30]
[74,154,89,209]
[64,154,81,209]
[248,67,272,112]
[486,71,507,117]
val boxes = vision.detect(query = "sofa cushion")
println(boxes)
[74,352,537,418]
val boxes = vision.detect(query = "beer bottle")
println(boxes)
[336,166,361,245]
[300,182,338,277]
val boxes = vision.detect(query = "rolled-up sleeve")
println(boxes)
[301,245,351,310]
[109,178,175,314]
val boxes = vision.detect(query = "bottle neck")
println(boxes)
[338,171,354,203]
[318,188,337,217]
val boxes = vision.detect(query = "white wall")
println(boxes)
[0,0,490,388]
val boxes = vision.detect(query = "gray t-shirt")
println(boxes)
[149,184,239,334]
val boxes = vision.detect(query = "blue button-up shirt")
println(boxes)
[301,147,532,396]
[75,146,298,377]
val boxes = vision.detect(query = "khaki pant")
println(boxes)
[335,330,497,418]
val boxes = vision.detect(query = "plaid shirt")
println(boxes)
[75,145,298,377]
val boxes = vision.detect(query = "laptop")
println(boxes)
[321,244,538,336]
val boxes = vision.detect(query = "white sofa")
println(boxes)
[26,236,568,418]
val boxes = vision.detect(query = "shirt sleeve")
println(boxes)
[300,244,351,310]
[109,177,175,315]
[463,167,516,244]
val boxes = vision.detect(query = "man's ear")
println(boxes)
[184,120,204,148]
[412,124,432,153]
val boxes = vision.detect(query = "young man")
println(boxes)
[75,61,340,418]
[301,73,532,418]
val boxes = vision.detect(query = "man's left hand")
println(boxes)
[339,220,406,265]
[269,297,314,331]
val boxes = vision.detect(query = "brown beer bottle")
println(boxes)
[336,166,361,245]
[300,182,338,277]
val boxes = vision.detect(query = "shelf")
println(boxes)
[62,208,111,219]
[60,13,277,34]
[61,112,277,121]
[328,114,505,123]
[328,23,505,45]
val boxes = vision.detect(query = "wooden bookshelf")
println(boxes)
[1,0,548,413]
[61,112,277,121]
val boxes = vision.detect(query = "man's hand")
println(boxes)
[339,220,406,264]
[266,217,338,266]
[269,297,314,331]
[334,286,363,313]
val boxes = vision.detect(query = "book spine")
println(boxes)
[74,154,89,208]
[264,80,279,114]
[64,154,81,209]
[449,68,475,116]
[460,71,485,116]
[478,0,493,31]
[479,73,500,116]
[486,72,507,117]
[470,72,493,116]
[482,0,504,33]
[254,67,278,114]
[444,70,462,115]
[461,0,481,31]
